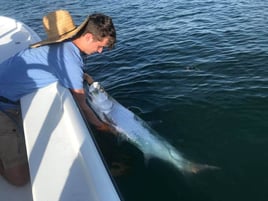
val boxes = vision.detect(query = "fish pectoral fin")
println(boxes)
[103,113,116,126]
[143,153,152,167]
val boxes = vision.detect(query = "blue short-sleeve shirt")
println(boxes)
[0,41,84,101]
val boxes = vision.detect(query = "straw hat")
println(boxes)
[31,10,89,48]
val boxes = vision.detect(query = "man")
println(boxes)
[0,10,116,186]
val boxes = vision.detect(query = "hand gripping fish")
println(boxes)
[85,82,219,174]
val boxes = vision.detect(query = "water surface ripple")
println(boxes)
[1,0,268,200]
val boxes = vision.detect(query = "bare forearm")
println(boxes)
[70,85,116,134]
[81,106,103,129]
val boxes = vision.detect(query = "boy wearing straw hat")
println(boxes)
[0,10,116,186]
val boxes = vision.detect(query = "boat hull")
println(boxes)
[0,16,122,201]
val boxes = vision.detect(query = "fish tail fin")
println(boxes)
[182,161,220,174]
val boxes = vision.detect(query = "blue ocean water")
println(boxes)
[1,0,268,200]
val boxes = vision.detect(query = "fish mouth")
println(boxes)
[88,82,100,94]
[86,82,113,113]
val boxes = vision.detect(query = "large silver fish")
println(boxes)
[85,82,219,174]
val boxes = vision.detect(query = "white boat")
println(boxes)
[0,16,122,201]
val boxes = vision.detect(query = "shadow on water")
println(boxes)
[92,128,216,201]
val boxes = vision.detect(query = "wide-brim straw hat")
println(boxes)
[31,10,89,48]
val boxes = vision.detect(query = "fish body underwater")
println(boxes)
[85,82,218,174]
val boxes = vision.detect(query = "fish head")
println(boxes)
[88,82,104,97]
[87,82,113,113]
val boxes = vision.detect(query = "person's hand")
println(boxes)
[83,73,94,84]
[97,122,118,136]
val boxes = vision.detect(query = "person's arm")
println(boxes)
[83,73,94,84]
[70,88,115,133]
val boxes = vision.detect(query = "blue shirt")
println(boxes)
[0,41,84,101]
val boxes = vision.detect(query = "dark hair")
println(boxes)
[78,13,116,49]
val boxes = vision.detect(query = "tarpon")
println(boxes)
[85,82,219,174]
